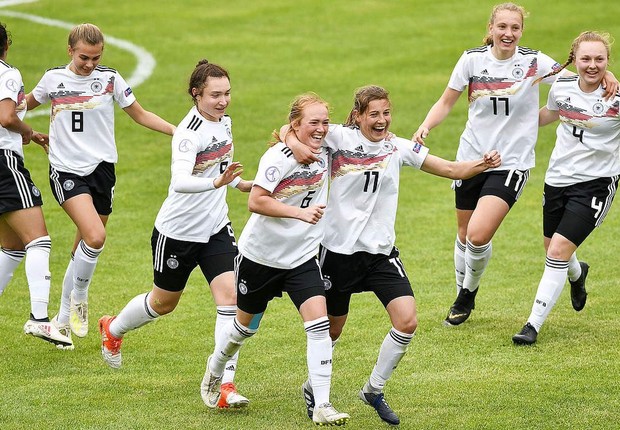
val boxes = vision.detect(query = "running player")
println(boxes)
[201,93,349,426]
[513,31,620,345]
[25,23,175,345]
[98,60,251,408]
[285,85,500,426]
[0,22,71,348]
[412,3,618,326]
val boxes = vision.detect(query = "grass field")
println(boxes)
[1,0,620,429]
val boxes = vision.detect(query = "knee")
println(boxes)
[466,233,491,247]
[329,326,343,341]
[82,229,106,249]
[395,316,418,335]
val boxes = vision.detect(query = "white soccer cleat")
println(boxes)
[24,318,73,349]
[217,382,249,408]
[98,315,123,369]
[312,402,350,426]
[51,315,74,350]
[69,291,89,337]
[200,355,222,408]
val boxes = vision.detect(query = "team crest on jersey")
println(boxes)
[178,139,191,152]
[166,257,179,269]
[382,142,394,152]
[31,185,41,197]
[323,277,332,291]
[592,102,605,115]
[265,166,280,182]
[226,127,232,139]
[512,67,524,79]
[316,157,326,168]
[91,81,103,92]
[63,179,75,191]
[238,282,248,295]
[5,78,18,92]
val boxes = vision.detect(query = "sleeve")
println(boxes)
[546,83,559,111]
[113,71,137,108]
[393,136,429,169]
[447,51,471,92]
[323,123,344,151]
[0,69,22,103]
[252,145,287,194]
[169,130,216,193]
[31,72,50,105]
[537,52,563,86]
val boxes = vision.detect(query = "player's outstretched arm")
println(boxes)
[412,87,462,145]
[420,150,501,180]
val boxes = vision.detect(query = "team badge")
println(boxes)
[592,102,605,115]
[238,282,248,295]
[91,81,103,92]
[32,185,41,197]
[124,87,133,97]
[178,139,191,152]
[166,257,179,269]
[382,142,394,152]
[323,277,332,291]
[317,157,326,168]
[6,79,18,92]
[412,143,422,153]
[265,166,280,182]
[452,179,462,190]
[512,67,524,79]
[63,179,75,191]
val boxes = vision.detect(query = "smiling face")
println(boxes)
[356,98,391,142]
[488,9,523,60]
[68,41,103,76]
[194,76,231,121]
[574,40,608,93]
[292,102,329,149]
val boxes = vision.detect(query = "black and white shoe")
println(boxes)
[512,322,538,345]
[569,262,589,312]
[445,288,478,326]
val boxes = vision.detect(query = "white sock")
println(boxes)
[463,240,492,292]
[0,248,25,296]
[367,327,413,393]
[305,316,332,406]
[24,236,52,320]
[109,293,159,338]
[527,257,569,332]
[567,253,581,282]
[454,236,466,295]
[58,256,74,325]
[72,240,103,302]
[215,305,239,384]
[210,318,255,377]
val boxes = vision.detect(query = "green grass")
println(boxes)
[1,0,620,429]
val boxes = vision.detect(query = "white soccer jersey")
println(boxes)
[545,76,620,186]
[155,108,235,242]
[0,61,27,156]
[322,125,429,255]
[238,142,329,269]
[449,45,562,169]
[31,64,136,176]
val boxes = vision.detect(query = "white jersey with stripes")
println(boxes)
[154,108,234,242]
[448,45,561,170]
[544,76,620,186]
[0,60,27,157]
[31,64,136,176]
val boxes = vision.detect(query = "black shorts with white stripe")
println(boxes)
[319,246,413,317]
[49,162,115,215]
[0,149,43,215]
[543,176,619,246]
[454,169,530,210]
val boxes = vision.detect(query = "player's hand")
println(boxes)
[30,131,49,153]
[412,126,429,145]
[214,162,243,188]
[296,204,326,224]
[483,150,501,169]
[601,70,618,101]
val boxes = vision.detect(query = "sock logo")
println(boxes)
[321,359,332,365]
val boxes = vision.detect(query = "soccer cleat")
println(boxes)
[569,262,589,312]
[217,382,249,409]
[69,291,89,337]
[98,315,123,368]
[200,355,222,408]
[359,390,400,426]
[51,315,74,350]
[24,318,73,349]
[512,322,538,345]
[302,379,315,419]
[445,287,478,326]
[312,402,349,426]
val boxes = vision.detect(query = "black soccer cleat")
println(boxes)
[359,390,400,426]
[569,262,589,312]
[512,322,538,345]
[444,288,478,326]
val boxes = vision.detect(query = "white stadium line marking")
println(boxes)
[0,1,156,116]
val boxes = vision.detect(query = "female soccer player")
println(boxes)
[201,93,349,426]
[513,31,620,345]
[412,3,617,326]
[98,60,252,408]
[0,22,71,348]
[25,23,175,344]
[286,85,500,426]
